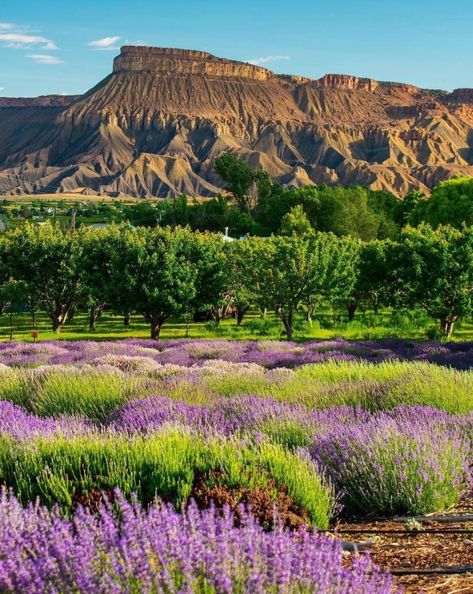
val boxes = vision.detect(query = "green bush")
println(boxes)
[0,366,145,422]
[0,430,334,529]
[295,360,473,413]
[32,368,140,421]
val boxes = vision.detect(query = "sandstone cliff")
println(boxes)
[1,45,473,197]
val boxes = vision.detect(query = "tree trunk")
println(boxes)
[236,305,248,326]
[51,304,69,333]
[52,315,65,333]
[89,309,98,331]
[89,304,104,331]
[347,299,358,322]
[371,294,380,315]
[150,321,160,340]
[282,319,293,341]
[149,317,165,340]
[123,312,131,326]
[306,307,314,325]
[259,307,267,319]
[439,316,458,338]
[280,307,294,341]
[211,304,230,326]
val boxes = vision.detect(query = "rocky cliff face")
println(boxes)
[1,45,473,197]
[113,46,275,80]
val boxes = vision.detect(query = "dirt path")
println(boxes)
[335,498,473,593]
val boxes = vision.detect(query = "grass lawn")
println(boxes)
[2,309,473,342]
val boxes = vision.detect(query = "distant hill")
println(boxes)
[1,45,473,197]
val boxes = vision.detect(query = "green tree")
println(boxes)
[224,240,257,325]
[401,188,425,225]
[128,227,198,339]
[279,204,313,236]
[3,222,84,332]
[393,225,473,337]
[215,153,273,213]
[0,279,28,340]
[78,225,140,331]
[250,233,357,340]
[345,240,391,320]
[409,178,473,228]
[315,186,381,240]
[187,232,230,326]
[121,201,160,227]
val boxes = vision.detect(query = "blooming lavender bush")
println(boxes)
[1,340,473,416]
[311,412,471,515]
[108,395,314,438]
[0,489,396,594]
[0,401,89,440]
[0,338,471,523]
[1,337,472,589]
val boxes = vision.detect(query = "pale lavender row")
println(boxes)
[0,338,472,368]
[4,396,473,440]
[0,489,396,594]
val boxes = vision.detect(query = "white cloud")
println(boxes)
[27,54,63,65]
[0,87,4,92]
[88,36,121,51]
[248,55,290,66]
[0,24,58,49]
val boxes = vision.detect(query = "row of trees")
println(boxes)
[148,157,473,241]
[2,156,471,242]
[151,179,407,241]
[0,222,472,339]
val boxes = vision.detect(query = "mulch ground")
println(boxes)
[334,496,473,593]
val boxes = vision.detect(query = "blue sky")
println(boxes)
[1,0,471,96]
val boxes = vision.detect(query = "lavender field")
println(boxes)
[0,338,472,592]
[1,337,473,368]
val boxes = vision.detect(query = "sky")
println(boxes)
[0,0,472,97]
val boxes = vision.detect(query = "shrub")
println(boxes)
[0,430,334,529]
[311,414,470,515]
[296,360,473,413]
[0,489,396,594]
[33,367,141,421]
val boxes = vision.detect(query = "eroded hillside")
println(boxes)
[1,45,473,197]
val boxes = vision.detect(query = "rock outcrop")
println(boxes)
[1,45,473,197]
[113,46,275,80]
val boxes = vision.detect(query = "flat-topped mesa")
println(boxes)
[315,74,424,95]
[0,95,78,108]
[316,74,379,92]
[113,46,276,81]
[449,88,473,103]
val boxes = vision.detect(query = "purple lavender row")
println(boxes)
[0,398,469,515]
[0,488,396,594]
[0,337,472,368]
[4,394,472,441]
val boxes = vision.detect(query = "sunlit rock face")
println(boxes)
[1,45,473,197]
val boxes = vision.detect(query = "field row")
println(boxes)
[0,339,471,592]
